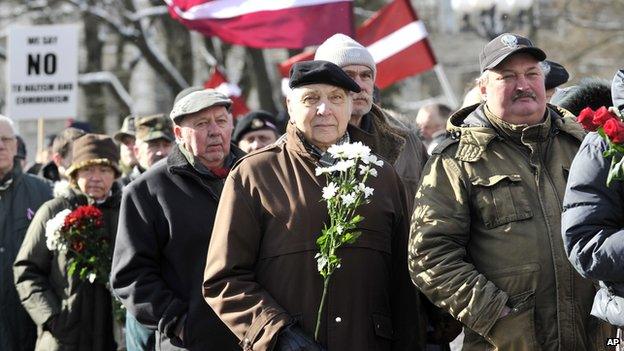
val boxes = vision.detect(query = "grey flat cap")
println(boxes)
[169,89,232,123]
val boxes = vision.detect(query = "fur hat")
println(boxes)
[555,78,612,116]
[66,134,120,178]
[314,34,376,78]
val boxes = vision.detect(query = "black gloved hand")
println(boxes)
[274,325,326,351]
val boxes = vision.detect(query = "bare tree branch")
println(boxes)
[125,5,168,22]
[62,0,188,90]
[63,0,139,38]
[79,71,135,113]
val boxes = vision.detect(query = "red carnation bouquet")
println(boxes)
[577,106,624,185]
[45,205,112,285]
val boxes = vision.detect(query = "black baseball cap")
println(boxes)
[289,60,361,93]
[480,33,546,73]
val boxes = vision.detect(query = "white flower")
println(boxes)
[327,144,345,158]
[369,168,378,177]
[328,142,371,160]
[315,166,332,176]
[358,183,374,199]
[359,164,370,176]
[322,182,339,200]
[336,225,344,234]
[341,193,357,206]
[333,159,355,173]
[362,154,384,167]
[45,209,71,251]
[315,253,328,272]
[343,142,371,159]
[87,273,97,283]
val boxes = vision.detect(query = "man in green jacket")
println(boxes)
[0,115,52,351]
[409,33,611,350]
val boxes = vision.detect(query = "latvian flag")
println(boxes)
[204,68,250,119]
[279,0,437,89]
[165,0,354,49]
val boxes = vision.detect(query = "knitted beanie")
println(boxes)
[314,34,376,79]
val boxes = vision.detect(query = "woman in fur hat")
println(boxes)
[13,134,122,351]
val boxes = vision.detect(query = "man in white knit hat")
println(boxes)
[314,34,429,208]
[315,34,462,351]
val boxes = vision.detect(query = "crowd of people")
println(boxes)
[1,31,623,351]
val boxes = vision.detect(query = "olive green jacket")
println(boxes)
[409,103,610,350]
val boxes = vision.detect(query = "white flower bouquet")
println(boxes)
[313,141,383,340]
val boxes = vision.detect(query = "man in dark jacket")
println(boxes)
[111,88,243,350]
[0,115,52,351]
[204,61,419,350]
[561,69,624,339]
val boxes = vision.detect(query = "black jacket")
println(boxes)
[111,145,243,350]
[1,164,52,351]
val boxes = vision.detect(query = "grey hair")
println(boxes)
[476,71,489,87]
[0,115,16,135]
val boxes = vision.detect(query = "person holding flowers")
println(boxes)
[13,134,122,351]
[562,69,624,339]
[203,60,420,350]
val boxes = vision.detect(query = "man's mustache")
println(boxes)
[512,91,536,101]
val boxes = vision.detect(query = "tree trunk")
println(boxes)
[83,11,106,132]
[247,48,277,114]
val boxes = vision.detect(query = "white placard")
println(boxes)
[7,24,79,121]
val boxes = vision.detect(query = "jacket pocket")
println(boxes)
[372,313,393,340]
[486,290,539,350]
[471,174,533,229]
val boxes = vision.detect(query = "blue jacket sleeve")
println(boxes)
[562,132,624,283]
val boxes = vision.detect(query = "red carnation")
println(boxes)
[72,240,85,253]
[593,106,616,126]
[577,107,598,131]
[603,118,624,144]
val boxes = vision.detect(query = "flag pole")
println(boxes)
[37,118,44,163]
[434,64,458,109]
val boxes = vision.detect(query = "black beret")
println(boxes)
[289,60,361,93]
[543,60,569,90]
[232,110,278,143]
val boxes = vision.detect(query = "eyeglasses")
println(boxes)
[0,136,15,144]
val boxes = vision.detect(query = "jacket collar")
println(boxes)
[356,104,407,164]
[167,143,245,179]
[446,103,585,162]
[284,122,375,162]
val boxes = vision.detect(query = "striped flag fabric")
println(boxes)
[204,68,249,119]
[165,0,354,49]
[278,0,437,89]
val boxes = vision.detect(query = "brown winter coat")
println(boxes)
[13,186,120,351]
[203,123,420,350]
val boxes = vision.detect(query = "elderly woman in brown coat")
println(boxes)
[203,61,421,351]
[13,134,122,351]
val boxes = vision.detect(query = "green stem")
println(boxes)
[314,276,330,341]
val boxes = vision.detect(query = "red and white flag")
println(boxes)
[166,0,354,49]
[204,68,249,119]
[278,0,437,89]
